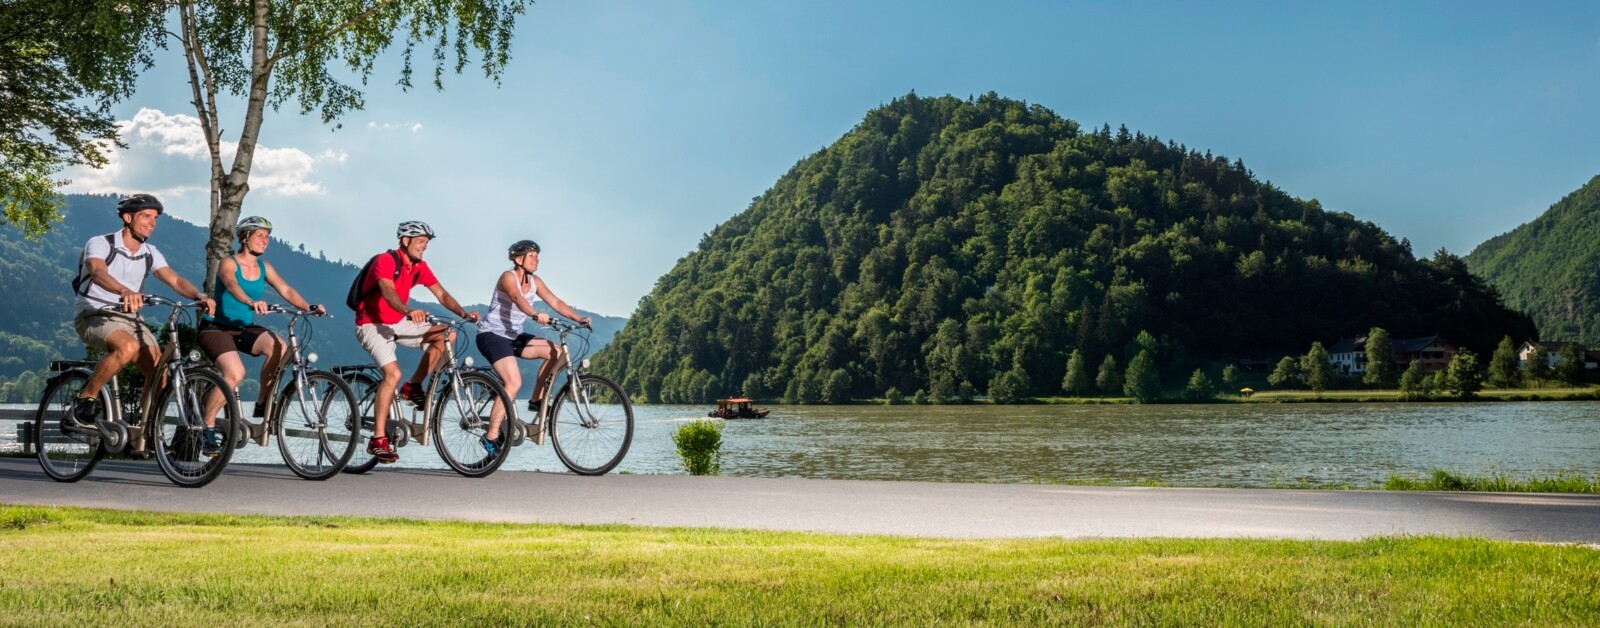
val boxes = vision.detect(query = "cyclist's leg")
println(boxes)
[407,324,451,389]
[477,332,521,440]
[250,328,285,414]
[526,339,560,408]
[355,323,402,437]
[197,325,243,428]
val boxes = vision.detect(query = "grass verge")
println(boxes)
[1386,469,1600,493]
[2,506,1598,625]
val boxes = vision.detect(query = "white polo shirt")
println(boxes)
[74,232,169,313]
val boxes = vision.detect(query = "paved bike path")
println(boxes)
[2,457,1598,542]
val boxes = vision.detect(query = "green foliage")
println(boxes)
[1488,336,1520,389]
[0,0,163,237]
[1123,350,1161,403]
[671,419,723,476]
[1182,368,1216,401]
[1094,354,1121,396]
[883,387,903,405]
[1300,342,1333,395]
[911,389,929,405]
[1268,356,1300,389]
[1466,173,1600,347]
[1446,349,1482,400]
[1526,344,1552,387]
[1220,364,1239,391]
[1363,327,1396,389]
[1385,469,1600,493]
[1061,349,1090,395]
[1556,343,1586,386]
[592,93,1534,403]
[1399,361,1427,400]
[988,367,1028,404]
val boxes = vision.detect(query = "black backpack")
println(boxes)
[72,233,154,296]
[345,250,405,311]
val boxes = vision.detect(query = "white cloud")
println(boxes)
[367,121,424,133]
[63,108,347,200]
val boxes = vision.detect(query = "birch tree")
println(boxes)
[172,0,532,289]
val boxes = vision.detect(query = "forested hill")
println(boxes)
[593,92,1534,404]
[1465,174,1600,346]
[0,194,625,385]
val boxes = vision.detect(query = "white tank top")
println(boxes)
[480,272,537,339]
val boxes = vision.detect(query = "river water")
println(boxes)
[6,402,1598,486]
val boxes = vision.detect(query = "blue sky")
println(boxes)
[67,1,1600,317]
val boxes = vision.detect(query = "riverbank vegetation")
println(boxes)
[1,506,1595,625]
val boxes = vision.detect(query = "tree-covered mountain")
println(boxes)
[0,194,624,397]
[593,93,1534,404]
[1465,174,1600,347]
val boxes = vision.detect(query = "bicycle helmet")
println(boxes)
[508,239,541,260]
[397,220,435,239]
[116,193,163,215]
[236,215,273,239]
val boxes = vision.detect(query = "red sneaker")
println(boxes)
[367,436,398,463]
[398,382,426,408]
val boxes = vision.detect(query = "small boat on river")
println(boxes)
[708,398,770,419]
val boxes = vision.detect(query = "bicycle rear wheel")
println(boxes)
[34,370,105,482]
[151,367,238,488]
[549,374,633,476]
[340,373,382,474]
[432,371,513,477]
[275,370,360,480]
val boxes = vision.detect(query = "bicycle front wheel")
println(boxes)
[151,367,238,488]
[549,374,633,476]
[274,370,360,480]
[34,370,105,482]
[431,371,513,477]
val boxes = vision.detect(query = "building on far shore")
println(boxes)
[1515,341,1600,371]
[1328,335,1458,375]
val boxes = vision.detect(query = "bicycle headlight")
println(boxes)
[307,352,319,364]
[581,358,591,370]
[464,356,475,367]
[187,350,203,363]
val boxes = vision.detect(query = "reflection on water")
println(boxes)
[8,401,1599,486]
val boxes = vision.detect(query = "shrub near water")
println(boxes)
[673,419,723,475]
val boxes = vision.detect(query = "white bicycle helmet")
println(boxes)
[236,215,273,240]
[397,220,435,239]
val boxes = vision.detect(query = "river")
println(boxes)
[5,401,1597,486]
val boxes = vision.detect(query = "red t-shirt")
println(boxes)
[354,250,439,325]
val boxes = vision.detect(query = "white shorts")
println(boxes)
[355,319,433,367]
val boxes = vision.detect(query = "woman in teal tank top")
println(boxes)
[196,216,326,430]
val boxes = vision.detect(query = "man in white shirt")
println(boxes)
[67,194,214,431]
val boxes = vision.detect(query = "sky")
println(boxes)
[64,1,1600,318]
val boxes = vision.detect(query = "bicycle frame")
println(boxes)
[360,315,483,448]
[239,306,330,446]
[527,319,597,430]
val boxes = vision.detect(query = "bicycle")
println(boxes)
[335,314,513,477]
[505,317,634,476]
[224,304,361,480]
[34,294,241,488]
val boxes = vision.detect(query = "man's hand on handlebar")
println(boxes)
[407,309,428,325]
[119,290,144,313]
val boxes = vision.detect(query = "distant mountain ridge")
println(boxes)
[594,92,1534,404]
[1465,174,1600,346]
[0,194,625,383]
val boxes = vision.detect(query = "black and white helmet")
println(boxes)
[508,239,540,260]
[397,220,435,240]
[236,215,272,240]
[116,193,163,215]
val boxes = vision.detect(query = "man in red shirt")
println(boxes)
[354,220,480,463]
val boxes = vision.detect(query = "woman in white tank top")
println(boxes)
[473,239,591,451]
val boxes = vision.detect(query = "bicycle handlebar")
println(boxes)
[542,318,591,332]
[263,303,327,317]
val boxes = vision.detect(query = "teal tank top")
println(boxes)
[210,257,266,328]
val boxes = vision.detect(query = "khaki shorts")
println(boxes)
[355,319,434,367]
[74,309,157,353]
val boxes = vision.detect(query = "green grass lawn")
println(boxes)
[1,506,1597,625]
